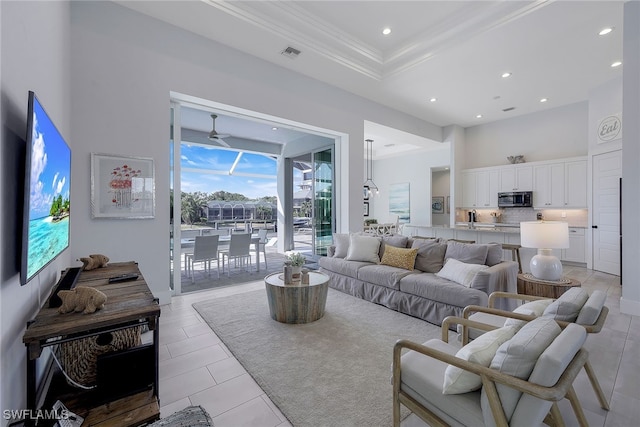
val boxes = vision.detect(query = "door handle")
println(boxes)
[592,225,598,229]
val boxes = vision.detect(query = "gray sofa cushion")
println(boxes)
[576,290,607,326]
[412,239,447,273]
[510,324,587,425]
[357,264,414,290]
[333,233,350,258]
[399,273,488,307]
[485,243,504,266]
[380,234,409,259]
[445,241,489,265]
[317,256,369,279]
[481,317,561,424]
[543,287,589,322]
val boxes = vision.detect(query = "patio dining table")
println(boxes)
[180,234,263,271]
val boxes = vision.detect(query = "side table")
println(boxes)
[264,272,329,323]
[517,273,581,299]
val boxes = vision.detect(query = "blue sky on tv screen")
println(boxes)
[29,98,71,219]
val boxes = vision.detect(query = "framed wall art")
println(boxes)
[432,196,444,214]
[364,201,370,216]
[389,182,410,223]
[91,153,155,219]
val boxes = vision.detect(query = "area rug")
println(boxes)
[193,287,443,426]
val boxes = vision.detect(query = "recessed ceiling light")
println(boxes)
[382,28,391,35]
[476,114,483,119]
[599,27,613,36]
[540,98,548,103]
[501,72,512,78]
[272,127,278,131]
[429,98,437,103]
[611,61,622,68]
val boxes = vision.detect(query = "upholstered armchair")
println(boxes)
[392,316,590,427]
[460,288,610,412]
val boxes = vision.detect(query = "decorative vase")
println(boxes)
[291,265,302,281]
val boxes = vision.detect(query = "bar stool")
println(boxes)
[501,243,522,273]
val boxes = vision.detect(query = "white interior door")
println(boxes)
[592,150,621,275]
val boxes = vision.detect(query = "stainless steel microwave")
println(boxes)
[498,191,533,208]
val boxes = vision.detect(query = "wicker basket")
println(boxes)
[57,326,142,387]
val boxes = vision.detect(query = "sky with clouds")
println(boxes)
[177,145,304,199]
[28,97,71,219]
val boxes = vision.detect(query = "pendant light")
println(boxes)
[364,139,379,196]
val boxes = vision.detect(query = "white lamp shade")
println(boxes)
[520,221,569,249]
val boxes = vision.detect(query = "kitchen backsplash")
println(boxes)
[456,208,588,227]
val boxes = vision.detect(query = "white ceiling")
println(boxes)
[122,0,624,156]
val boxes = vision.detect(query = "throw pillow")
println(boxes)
[379,234,409,259]
[481,317,561,424]
[443,326,517,394]
[411,239,447,273]
[380,245,418,270]
[575,290,607,326]
[503,299,554,329]
[333,233,350,258]
[436,258,488,287]
[345,234,381,263]
[542,287,589,322]
[484,243,504,266]
[445,241,489,265]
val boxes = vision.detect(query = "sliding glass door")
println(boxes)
[312,148,334,256]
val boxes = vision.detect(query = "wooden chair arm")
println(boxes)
[462,305,537,321]
[393,339,589,403]
[488,291,551,308]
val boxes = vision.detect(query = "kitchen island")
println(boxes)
[403,223,586,271]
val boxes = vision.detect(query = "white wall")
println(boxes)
[464,102,589,169]
[370,147,450,225]
[1,0,71,421]
[621,0,640,314]
[69,0,442,304]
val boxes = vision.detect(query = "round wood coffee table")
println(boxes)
[517,273,581,299]
[264,271,330,324]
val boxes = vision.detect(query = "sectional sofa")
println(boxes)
[318,233,518,326]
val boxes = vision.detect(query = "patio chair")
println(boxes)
[219,232,252,276]
[393,316,590,427]
[184,235,220,282]
[459,289,610,412]
[256,229,269,269]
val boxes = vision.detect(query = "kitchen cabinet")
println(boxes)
[461,169,499,208]
[562,227,586,263]
[499,165,533,192]
[533,159,587,208]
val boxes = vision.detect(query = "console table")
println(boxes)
[23,261,160,426]
[517,273,581,299]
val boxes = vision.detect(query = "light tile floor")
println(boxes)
[158,265,637,426]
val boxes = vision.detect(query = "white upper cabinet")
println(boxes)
[462,169,499,208]
[564,160,587,208]
[499,165,533,192]
[533,158,587,208]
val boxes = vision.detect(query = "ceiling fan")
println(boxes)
[208,114,230,147]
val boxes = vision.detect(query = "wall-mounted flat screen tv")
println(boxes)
[21,91,71,285]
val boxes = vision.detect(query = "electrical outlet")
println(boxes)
[561,211,567,218]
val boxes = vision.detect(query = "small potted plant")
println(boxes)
[285,251,306,280]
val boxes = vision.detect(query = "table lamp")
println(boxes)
[520,221,569,281]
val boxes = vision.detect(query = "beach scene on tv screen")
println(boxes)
[27,99,71,279]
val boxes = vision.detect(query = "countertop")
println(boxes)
[406,223,587,234]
